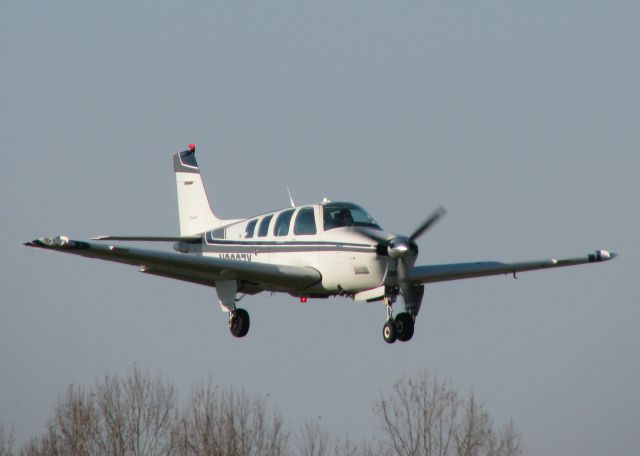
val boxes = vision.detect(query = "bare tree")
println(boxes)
[18,368,523,456]
[492,421,523,456]
[94,367,177,456]
[295,420,329,456]
[173,382,288,456]
[22,367,177,456]
[333,437,381,456]
[0,425,14,456]
[376,370,524,456]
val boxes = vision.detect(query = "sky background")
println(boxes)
[1,1,638,454]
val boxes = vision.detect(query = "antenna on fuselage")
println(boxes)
[286,187,296,208]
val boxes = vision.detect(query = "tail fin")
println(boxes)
[173,145,224,235]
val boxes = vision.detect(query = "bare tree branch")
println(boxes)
[172,382,288,455]
[18,368,524,456]
[295,420,329,456]
[0,425,15,456]
[375,370,524,456]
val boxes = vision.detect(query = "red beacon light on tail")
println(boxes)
[188,143,196,153]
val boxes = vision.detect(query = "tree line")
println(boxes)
[1,368,523,455]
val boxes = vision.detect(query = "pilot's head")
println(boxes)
[337,208,353,225]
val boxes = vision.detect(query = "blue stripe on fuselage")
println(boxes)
[203,233,375,254]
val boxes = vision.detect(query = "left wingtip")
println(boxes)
[23,239,45,248]
[22,236,81,249]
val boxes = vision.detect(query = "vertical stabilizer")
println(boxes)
[173,145,223,235]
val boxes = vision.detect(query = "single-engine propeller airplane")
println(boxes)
[25,145,617,343]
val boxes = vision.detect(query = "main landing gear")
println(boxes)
[382,296,415,344]
[217,280,250,338]
[229,308,250,338]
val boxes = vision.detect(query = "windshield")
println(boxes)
[323,202,381,231]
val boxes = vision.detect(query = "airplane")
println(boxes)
[24,144,617,343]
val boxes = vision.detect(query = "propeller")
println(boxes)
[357,206,447,283]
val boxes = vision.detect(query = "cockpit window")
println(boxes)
[274,209,295,237]
[323,202,381,231]
[294,207,317,235]
[244,219,258,238]
[257,214,273,237]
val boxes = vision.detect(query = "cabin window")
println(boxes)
[244,219,258,238]
[257,215,273,237]
[294,207,317,235]
[274,209,295,237]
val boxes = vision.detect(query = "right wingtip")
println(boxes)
[591,249,617,262]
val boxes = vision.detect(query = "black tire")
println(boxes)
[395,312,415,342]
[382,320,397,344]
[229,308,250,338]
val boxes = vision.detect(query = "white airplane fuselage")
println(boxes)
[180,203,399,298]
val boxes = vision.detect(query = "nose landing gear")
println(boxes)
[383,319,398,343]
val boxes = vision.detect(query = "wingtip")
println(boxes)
[21,236,83,249]
[595,249,617,261]
[22,239,46,248]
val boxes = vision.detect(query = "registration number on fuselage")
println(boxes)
[219,252,253,262]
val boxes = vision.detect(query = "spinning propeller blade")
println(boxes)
[408,206,447,242]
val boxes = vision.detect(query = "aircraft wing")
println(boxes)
[407,250,617,284]
[23,236,321,292]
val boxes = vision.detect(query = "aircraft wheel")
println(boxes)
[395,312,415,342]
[229,308,250,338]
[382,320,397,344]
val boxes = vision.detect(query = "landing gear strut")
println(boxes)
[229,308,250,338]
[382,295,397,344]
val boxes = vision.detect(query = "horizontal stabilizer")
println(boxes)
[90,235,201,243]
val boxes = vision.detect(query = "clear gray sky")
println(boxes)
[1,1,638,454]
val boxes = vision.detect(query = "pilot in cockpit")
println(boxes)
[334,208,354,227]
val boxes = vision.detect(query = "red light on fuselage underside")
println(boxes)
[300,297,308,303]
[188,143,196,152]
